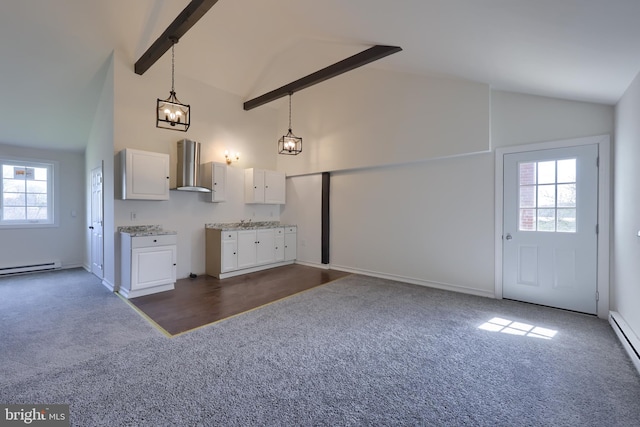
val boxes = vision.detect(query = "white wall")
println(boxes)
[0,143,85,270]
[85,53,115,285]
[613,70,640,341]
[280,174,323,266]
[277,68,491,175]
[111,50,280,281]
[276,68,614,297]
[491,91,616,148]
[331,155,495,296]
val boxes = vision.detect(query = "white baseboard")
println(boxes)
[102,278,116,292]
[329,264,495,299]
[609,311,640,375]
[217,261,295,279]
[294,260,330,269]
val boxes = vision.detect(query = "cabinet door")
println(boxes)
[245,169,265,203]
[264,170,285,204]
[221,238,237,272]
[237,230,257,269]
[131,245,176,290]
[274,228,285,261]
[256,228,276,265]
[208,162,227,202]
[285,232,297,261]
[124,149,170,200]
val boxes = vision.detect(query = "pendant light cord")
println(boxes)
[171,43,175,93]
[288,93,292,131]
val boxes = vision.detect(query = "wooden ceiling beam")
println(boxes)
[135,0,220,75]
[243,45,403,111]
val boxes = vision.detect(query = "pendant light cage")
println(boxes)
[157,38,190,132]
[278,94,302,155]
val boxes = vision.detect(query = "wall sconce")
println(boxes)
[224,150,240,165]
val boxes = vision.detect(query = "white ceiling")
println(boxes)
[1,0,639,152]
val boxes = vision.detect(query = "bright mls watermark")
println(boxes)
[0,405,69,427]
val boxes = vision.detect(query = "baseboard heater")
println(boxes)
[609,311,640,375]
[0,261,61,276]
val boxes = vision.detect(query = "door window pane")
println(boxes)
[537,185,556,208]
[518,158,577,233]
[557,184,576,208]
[537,209,556,232]
[519,186,536,208]
[519,209,536,231]
[557,159,576,183]
[519,162,536,185]
[537,161,556,184]
[557,209,577,232]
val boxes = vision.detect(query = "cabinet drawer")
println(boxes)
[132,234,177,248]
[285,226,297,234]
[222,231,237,241]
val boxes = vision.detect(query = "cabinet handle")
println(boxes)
[153,239,157,242]
[173,263,176,266]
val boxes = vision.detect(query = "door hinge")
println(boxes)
[596,157,599,168]
[596,224,599,234]
[595,291,599,301]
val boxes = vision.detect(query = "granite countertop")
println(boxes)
[205,221,296,231]
[118,225,177,237]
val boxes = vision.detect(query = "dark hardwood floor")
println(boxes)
[128,264,351,336]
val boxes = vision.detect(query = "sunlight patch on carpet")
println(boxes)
[478,317,557,339]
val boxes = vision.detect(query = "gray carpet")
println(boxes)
[1,268,639,426]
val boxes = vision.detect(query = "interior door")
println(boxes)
[90,165,104,278]
[503,144,598,314]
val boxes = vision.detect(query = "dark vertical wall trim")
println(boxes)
[322,172,330,264]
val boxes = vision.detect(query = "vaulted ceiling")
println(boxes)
[1,0,639,151]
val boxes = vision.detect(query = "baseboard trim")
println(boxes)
[102,278,116,292]
[216,261,295,279]
[294,260,330,269]
[329,265,495,299]
[609,311,640,375]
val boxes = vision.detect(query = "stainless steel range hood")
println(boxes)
[170,139,211,192]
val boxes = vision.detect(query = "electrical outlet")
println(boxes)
[130,212,137,221]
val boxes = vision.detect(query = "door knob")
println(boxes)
[505,233,512,240]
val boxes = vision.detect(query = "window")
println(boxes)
[518,158,576,233]
[1,159,54,226]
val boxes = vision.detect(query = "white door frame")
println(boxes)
[495,135,610,319]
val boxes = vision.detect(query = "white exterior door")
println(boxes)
[90,166,103,278]
[503,144,598,314]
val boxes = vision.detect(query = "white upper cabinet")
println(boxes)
[202,161,227,202]
[118,149,170,200]
[244,168,286,204]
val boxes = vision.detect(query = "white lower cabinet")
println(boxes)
[238,229,276,268]
[285,226,297,261]
[120,233,177,298]
[220,232,238,272]
[206,226,296,279]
